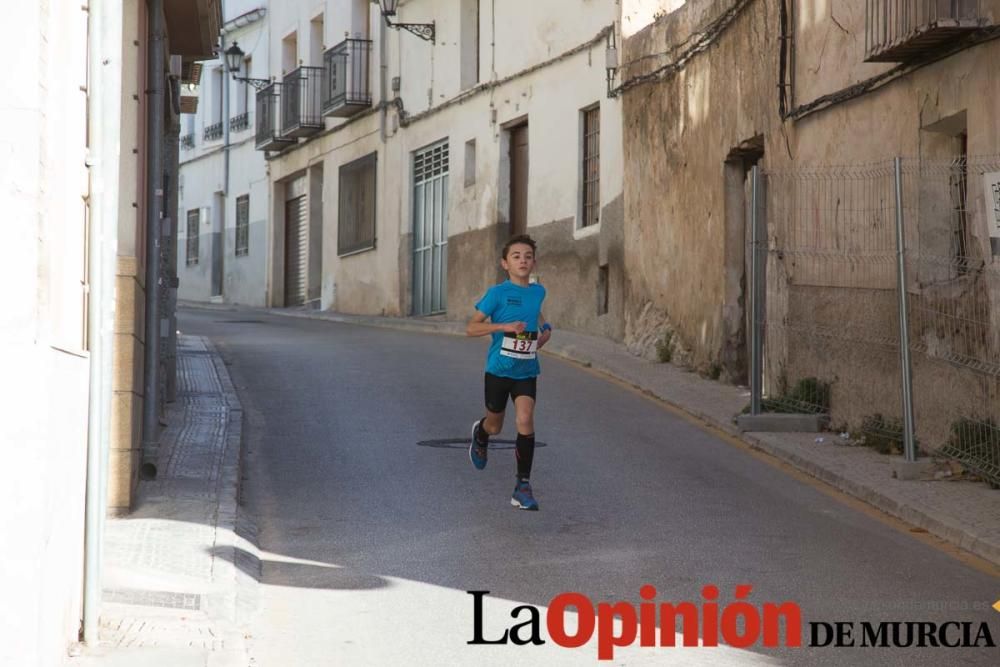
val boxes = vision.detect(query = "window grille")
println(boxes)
[235,195,250,257]
[186,209,200,265]
[582,106,600,227]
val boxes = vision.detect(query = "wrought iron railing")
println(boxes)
[255,83,295,151]
[281,66,324,138]
[180,133,195,150]
[229,112,250,133]
[204,121,223,142]
[322,38,373,118]
[865,0,988,62]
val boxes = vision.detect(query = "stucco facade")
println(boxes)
[0,0,220,660]
[0,4,91,663]
[263,0,626,339]
[178,1,270,307]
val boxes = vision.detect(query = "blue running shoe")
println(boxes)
[470,420,488,470]
[511,479,539,511]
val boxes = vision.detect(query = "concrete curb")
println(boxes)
[180,303,1000,567]
[201,338,261,663]
[541,342,1000,568]
[738,432,1000,565]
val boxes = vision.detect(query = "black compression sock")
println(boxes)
[475,418,490,445]
[515,432,535,479]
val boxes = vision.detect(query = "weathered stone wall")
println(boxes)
[621,0,779,374]
[622,0,1000,438]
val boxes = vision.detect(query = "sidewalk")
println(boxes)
[71,335,257,667]
[185,301,1000,568]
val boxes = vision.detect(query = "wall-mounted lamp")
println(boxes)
[224,42,271,90]
[378,0,435,43]
[605,29,619,98]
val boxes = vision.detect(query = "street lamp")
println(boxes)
[224,42,271,90]
[377,0,435,43]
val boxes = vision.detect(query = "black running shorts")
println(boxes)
[484,372,537,413]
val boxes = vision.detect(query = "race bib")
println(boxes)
[500,332,538,359]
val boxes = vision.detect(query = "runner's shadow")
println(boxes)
[416,437,548,450]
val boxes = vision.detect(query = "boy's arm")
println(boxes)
[467,310,525,337]
[537,311,552,349]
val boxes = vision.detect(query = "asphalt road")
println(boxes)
[179,307,999,666]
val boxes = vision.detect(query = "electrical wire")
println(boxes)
[609,0,757,98]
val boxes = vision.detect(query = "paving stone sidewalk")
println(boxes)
[184,301,1000,568]
[71,335,258,667]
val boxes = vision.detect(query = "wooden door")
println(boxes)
[509,124,529,237]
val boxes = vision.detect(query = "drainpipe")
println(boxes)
[141,0,165,479]
[379,16,388,143]
[83,0,123,644]
[222,33,231,195]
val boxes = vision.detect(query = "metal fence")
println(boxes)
[753,157,1000,486]
[281,66,324,137]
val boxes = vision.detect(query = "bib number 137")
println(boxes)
[501,334,537,359]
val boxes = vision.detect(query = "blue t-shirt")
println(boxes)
[475,280,547,379]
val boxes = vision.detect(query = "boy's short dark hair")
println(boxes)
[502,234,537,259]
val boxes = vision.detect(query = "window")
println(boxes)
[186,209,200,265]
[205,68,224,141]
[235,195,250,257]
[310,15,324,66]
[919,110,971,280]
[464,139,476,187]
[581,105,600,227]
[282,32,298,74]
[351,0,370,39]
[212,67,223,124]
[338,153,377,255]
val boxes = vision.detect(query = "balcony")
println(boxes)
[204,121,223,142]
[281,66,324,138]
[230,112,250,133]
[865,0,990,62]
[255,83,296,151]
[322,39,373,118]
[180,133,195,150]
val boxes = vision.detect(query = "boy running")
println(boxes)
[466,234,552,511]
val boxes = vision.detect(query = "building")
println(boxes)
[178,2,270,306]
[620,0,1000,480]
[0,0,219,662]
[257,0,625,340]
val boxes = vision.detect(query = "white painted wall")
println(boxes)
[620,0,687,37]
[266,0,625,316]
[0,3,91,665]
[178,7,270,306]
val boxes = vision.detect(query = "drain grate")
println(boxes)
[417,438,548,450]
[103,588,201,611]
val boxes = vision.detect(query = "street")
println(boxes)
[180,307,999,666]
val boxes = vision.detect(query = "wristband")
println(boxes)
[541,323,552,333]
